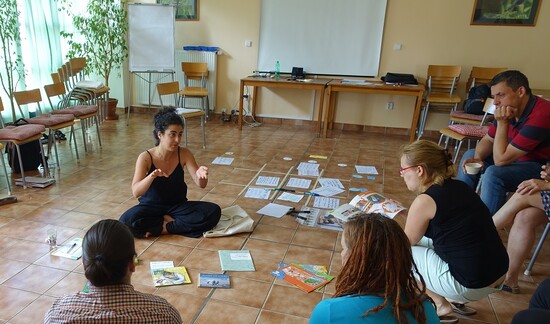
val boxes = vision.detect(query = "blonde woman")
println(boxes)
[400,140,508,324]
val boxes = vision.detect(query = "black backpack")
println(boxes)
[463,84,491,115]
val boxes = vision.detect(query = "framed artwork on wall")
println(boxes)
[471,0,541,26]
[157,0,199,21]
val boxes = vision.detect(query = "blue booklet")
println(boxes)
[198,273,230,288]
[218,250,255,271]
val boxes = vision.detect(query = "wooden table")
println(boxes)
[324,80,425,142]
[238,76,332,132]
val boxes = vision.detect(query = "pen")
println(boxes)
[67,243,77,254]
[288,214,307,221]
[272,188,296,193]
[303,191,320,196]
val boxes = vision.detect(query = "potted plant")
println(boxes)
[59,0,128,120]
[0,0,25,123]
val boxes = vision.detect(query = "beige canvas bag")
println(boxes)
[203,205,254,237]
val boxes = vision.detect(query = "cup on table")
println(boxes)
[465,162,482,175]
[47,228,57,249]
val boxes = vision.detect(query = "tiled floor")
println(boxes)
[0,112,549,323]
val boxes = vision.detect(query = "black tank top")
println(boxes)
[424,179,508,288]
[139,148,188,206]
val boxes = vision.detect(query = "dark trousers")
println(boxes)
[512,279,550,323]
[119,201,221,238]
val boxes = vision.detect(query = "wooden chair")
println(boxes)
[0,97,49,188]
[157,81,206,149]
[44,82,102,153]
[448,66,507,126]
[14,88,79,167]
[439,98,496,163]
[180,62,210,120]
[417,65,462,139]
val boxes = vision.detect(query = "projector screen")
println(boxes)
[258,0,387,77]
[128,4,175,72]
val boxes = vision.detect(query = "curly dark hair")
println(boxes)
[152,108,183,146]
[335,213,433,324]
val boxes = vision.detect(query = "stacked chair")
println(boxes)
[417,65,462,139]
[44,82,102,153]
[55,57,110,121]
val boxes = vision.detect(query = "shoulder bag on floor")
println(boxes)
[203,205,255,237]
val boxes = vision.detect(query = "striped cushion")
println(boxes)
[0,124,45,141]
[448,124,489,137]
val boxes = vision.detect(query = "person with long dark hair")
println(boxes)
[45,219,182,322]
[119,108,221,238]
[310,213,439,323]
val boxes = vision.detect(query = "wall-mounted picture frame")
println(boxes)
[471,0,541,26]
[157,0,199,21]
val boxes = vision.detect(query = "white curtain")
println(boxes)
[0,0,83,122]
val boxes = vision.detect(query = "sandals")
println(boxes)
[439,315,459,324]
[501,284,520,294]
[54,130,66,141]
[451,302,477,316]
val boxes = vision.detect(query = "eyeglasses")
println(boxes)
[399,165,419,176]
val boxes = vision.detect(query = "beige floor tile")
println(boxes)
[211,277,272,308]
[0,286,40,320]
[263,284,322,318]
[9,295,57,324]
[257,310,309,324]
[2,264,69,294]
[155,290,206,323]
[250,223,296,243]
[194,299,260,323]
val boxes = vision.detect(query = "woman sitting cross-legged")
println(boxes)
[492,164,550,294]
[310,213,440,324]
[400,140,509,324]
[119,108,221,238]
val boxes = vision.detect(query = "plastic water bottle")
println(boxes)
[275,60,280,79]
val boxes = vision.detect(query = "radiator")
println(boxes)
[133,50,218,111]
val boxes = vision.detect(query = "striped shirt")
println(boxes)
[44,283,182,323]
[488,95,550,163]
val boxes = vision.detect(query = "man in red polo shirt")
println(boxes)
[457,70,550,216]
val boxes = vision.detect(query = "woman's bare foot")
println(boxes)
[162,215,175,234]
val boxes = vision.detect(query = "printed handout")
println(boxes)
[212,157,234,165]
[244,187,271,199]
[256,176,280,187]
[310,186,345,197]
[355,165,379,175]
[277,192,303,203]
[256,203,292,218]
[318,178,344,189]
[286,177,312,189]
[312,197,341,209]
